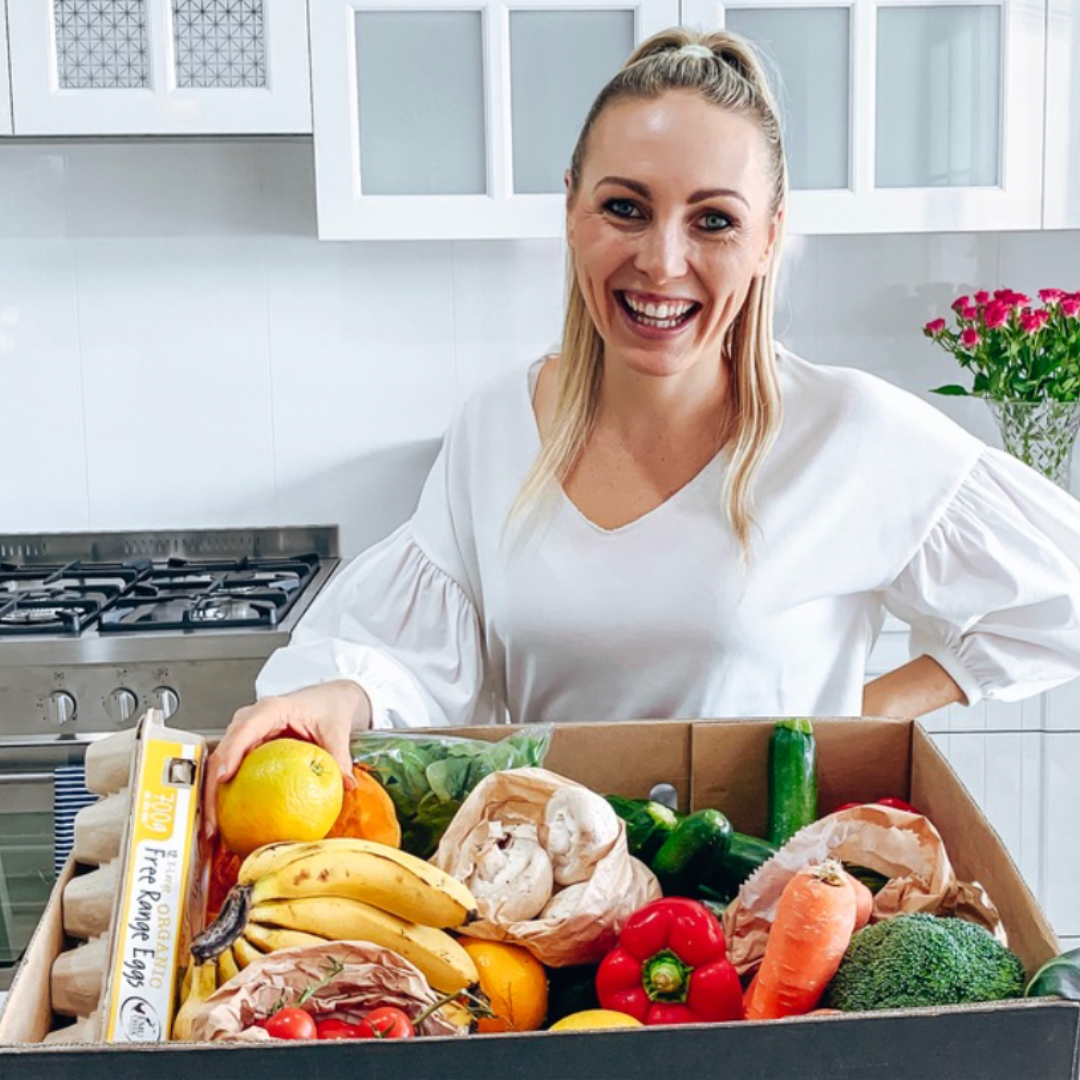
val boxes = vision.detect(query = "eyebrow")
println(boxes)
[595,175,749,209]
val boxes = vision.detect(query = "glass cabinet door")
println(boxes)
[8,0,311,135]
[310,0,679,240]
[1044,0,1080,228]
[683,0,1046,233]
[0,0,11,136]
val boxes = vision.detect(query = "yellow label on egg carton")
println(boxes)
[102,710,206,1043]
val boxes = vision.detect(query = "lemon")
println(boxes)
[548,1009,643,1032]
[458,938,548,1033]
[216,738,344,857]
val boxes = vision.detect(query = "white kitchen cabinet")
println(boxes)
[1044,0,1080,228]
[8,0,311,136]
[0,0,12,135]
[309,0,678,240]
[682,0,1046,234]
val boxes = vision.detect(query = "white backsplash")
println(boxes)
[1,137,1078,555]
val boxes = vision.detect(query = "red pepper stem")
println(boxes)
[643,950,692,1003]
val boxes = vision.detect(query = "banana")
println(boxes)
[249,838,478,929]
[171,960,218,1041]
[236,840,314,886]
[217,944,241,984]
[232,935,264,970]
[243,922,328,954]
[250,896,479,995]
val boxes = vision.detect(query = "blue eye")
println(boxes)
[604,198,641,219]
[700,210,732,231]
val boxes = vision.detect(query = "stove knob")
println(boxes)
[46,690,77,726]
[151,686,180,720]
[105,688,138,726]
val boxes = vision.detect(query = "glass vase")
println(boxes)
[984,399,1080,490]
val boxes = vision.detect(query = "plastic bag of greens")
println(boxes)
[350,725,554,858]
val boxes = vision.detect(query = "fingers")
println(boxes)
[322,717,358,791]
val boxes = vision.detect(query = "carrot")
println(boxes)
[842,869,873,931]
[745,858,858,1020]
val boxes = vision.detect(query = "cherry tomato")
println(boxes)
[356,1006,415,1039]
[316,1018,365,1041]
[263,1007,317,1041]
[875,796,921,815]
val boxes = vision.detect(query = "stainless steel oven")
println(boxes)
[0,526,342,990]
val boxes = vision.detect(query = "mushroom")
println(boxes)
[466,821,554,922]
[541,787,621,885]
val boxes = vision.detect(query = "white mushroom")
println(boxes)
[541,787,621,885]
[540,881,591,921]
[466,821,554,922]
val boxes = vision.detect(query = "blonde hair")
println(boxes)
[509,27,788,558]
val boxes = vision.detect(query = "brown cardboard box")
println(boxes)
[1,717,1077,1079]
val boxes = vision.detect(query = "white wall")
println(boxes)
[1,137,1078,556]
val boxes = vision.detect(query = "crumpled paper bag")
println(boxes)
[722,804,1005,976]
[188,941,467,1042]
[431,767,660,966]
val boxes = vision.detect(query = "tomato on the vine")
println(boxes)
[356,1006,415,1039]
[316,1018,365,1040]
[263,1007,317,1040]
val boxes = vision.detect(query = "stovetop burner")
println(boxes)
[0,553,322,636]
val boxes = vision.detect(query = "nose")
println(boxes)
[633,219,690,284]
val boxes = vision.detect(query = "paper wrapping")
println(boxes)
[722,805,1005,977]
[188,942,467,1042]
[431,767,661,967]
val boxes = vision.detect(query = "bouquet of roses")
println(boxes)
[924,288,1080,402]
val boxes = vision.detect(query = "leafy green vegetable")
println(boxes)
[350,726,553,858]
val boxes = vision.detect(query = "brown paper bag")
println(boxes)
[431,767,660,966]
[722,805,1005,976]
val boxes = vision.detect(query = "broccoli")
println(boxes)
[824,912,1026,1012]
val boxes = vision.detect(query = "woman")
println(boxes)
[204,28,1080,822]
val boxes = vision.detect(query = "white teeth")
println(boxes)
[624,293,694,320]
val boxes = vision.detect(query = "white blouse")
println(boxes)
[256,348,1080,727]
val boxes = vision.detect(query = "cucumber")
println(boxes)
[711,831,779,900]
[1025,948,1080,1001]
[605,795,683,864]
[651,809,732,896]
[768,718,819,846]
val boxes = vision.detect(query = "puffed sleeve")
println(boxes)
[254,432,486,729]
[882,447,1080,707]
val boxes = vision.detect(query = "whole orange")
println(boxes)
[325,765,402,848]
[458,938,548,1033]
[216,738,344,857]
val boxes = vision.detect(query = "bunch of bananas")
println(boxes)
[172,837,481,1041]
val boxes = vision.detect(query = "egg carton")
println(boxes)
[44,713,206,1045]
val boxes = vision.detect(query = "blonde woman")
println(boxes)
[205,28,1080,822]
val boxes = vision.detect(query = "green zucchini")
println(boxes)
[605,795,683,864]
[1025,948,1080,1001]
[711,831,779,900]
[651,808,732,896]
[768,718,819,846]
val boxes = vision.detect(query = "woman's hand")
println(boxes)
[203,680,372,837]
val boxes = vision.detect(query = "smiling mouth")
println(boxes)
[616,291,702,330]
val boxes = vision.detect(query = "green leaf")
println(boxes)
[930,384,970,396]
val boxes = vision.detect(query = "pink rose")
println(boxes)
[984,300,1011,329]
[952,295,970,312]
[1061,296,1080,318]
[974,290,990,304]
[924,317,947,336]
[960,327,981,349]
[993,288,1030,308]
[1020,309,1050,334]
[961,305,979,320]
[1039,288,1067,304]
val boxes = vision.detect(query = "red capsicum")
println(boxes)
[595,897,742,1025]
[834,796,921,815]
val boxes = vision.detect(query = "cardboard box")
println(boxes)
[1,717,1077,1079]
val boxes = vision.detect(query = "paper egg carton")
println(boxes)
[44,714,206,1044]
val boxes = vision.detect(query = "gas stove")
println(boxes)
[0,527,340,741]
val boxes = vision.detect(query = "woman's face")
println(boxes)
[566,90,781,381]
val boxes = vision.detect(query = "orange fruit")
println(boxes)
[458,938,548,1033]
[216,738,344,857]
[325,765,402,847]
